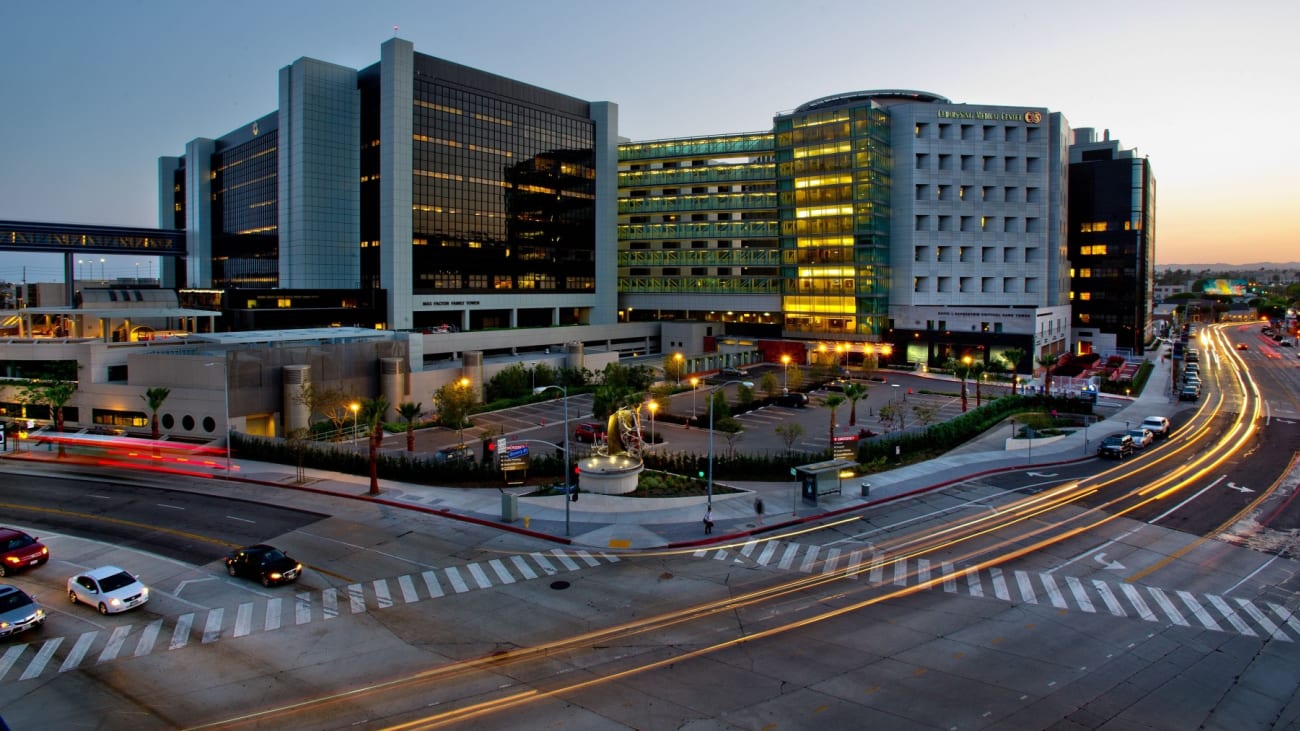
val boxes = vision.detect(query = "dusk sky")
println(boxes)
[2,0,1296,283]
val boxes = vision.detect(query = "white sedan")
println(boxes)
[67,566,149,614]
[1126,428,1155,449]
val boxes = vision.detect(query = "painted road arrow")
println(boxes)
[1226,482,1255,493]
[1025,471,1058,477]
[1094,553,1125,571]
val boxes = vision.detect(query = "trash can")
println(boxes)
[501,493,518,522]
[860,481,871,497]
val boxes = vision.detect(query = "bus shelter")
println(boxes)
[795,458,860,506]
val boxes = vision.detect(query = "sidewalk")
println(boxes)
[6,347,1180,551]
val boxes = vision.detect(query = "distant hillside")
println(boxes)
[1156,262,1300,272]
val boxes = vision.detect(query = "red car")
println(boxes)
[573,422,607,443]
[1,527,49,577]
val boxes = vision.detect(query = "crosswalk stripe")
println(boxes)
[59,631,97,672]
[1235,599,1289,642]
[1065,576,1094,613]
[1038,573,1066,609]
[822,548,842,575]
[322,588,339,619]
[296,593,313,624]
[1206,594,1255,636]
[20,637,60,681]
[777,544,799,570]
[202,608,224,643]
[398,575,419,603]
[941,562,957,593]
[134,619,162,656]
[170,613,194,649]
[1092,581,1125,616]
[489,559,516,584]
[348,584,366,613]
[1269,603,1300,636]
[445,567,470,593]
[869,553,885,586]
[421,570,444,598]
[1178,591,1221,631]
[98,625,132,664]
[739,541,759,558]
[1014,571,1038,604]
[466,563,493,589]
[916,558,931,587]
[550,549,581,572]
[1147,588,1188,627]
[799,546,820,573]
[574,550,602,567]
[712,549,730,561]
[598,552,620,563]
[374,579,393,609]
[965,567,983,598]
[1120,584,1156,622]
[989,568,1010,601]
[892,558,908,587]
[509,555,538,581]
[234,602,254,637]
[691,549,709,558]
[1,644,25,680]
[530,552,559,575]
[265,598,282,631]
[756,542,778,566]
[845,550,864,579]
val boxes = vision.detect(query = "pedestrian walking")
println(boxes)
[703,507,714,535]
[754,497,765,526]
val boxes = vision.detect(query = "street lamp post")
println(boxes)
[533,385,571,536]
[673,352,684,387]
[707,379,753,508]
[961,355,973,412]
[350,402,360,445]
[99,257,106,280]
[204,361,232,474]
[647,400,658,449]
[690,377,699,423]
[781,354,791,393]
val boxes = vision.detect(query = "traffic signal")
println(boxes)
[483,440,495,462]
[696,457,706,479]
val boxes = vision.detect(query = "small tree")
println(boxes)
[1001,348,1026,395]
[759,372,780,399]
[285,427,311,484]
[717,418,744,459]
[19,376,77,455]
[1037,354,1059,396]
[434,381,475,445]
[775,422,804,455]
[397,401,422,452]
[360,395,390,495]
[786,363,805,392]
[737,383,755,408]
[949,358,976,412]
[843,383,867,426]
[912,403,939,427]
[141,387,171,439]
[294,383,355,440]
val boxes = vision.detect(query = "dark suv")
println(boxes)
[1097,433,1135,459]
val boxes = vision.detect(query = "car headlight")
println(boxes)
[269,572,282,580]
[110,598,122,607]
[1,621,9,629]
[141,587,149,597]
[4,556,18,564]
[35,609,44,618]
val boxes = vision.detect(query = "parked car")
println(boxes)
[225,545,303,587]
[719,367,748,378]
[775,392,809,408]
[1141,416,1171,438]
[1097,433,1135,459]
[1126,428,1154,449]
[1179,385,1201,401]
[67,566,149,615]
[574,422,607,443]
[0,584,44,638]
[0,527,49,577]
[433,444,474,463]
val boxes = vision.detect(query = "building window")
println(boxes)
[915,122,929,138]
[915,215,929,231]
[916,153,929,170]
[938,154,952,171]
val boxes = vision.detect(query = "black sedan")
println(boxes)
[224,545,303,587]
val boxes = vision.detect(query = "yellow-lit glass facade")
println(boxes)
[774,102,891,338]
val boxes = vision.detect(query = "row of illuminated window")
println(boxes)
[796,205,854,218]
[1079,219,1139,233]
[914,215,1043,234]
[915,153,1043,174]
[914,184,1042,204]
[914,121,1045,144]
[414,272,594,290]
[624,267,778,277]
[912,276,1041,294]
[781,296,856,315]
[414,98,513,127]
[1070,267,1123,279]
[413,168,594,200]
[213,144,277,174]
[414,133,514,158]
[913,245,1043,264]
[793,141,852,159]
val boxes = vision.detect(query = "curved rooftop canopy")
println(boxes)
[794,90,950,113]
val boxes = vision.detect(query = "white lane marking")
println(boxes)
[373,580,393,609]
[1050,525,1144,573]
[777,544,799,570]
[990,568,1010,602]
[202,608,224,643]
[1120,584,1156,622]
[822,548,842,576]
[134,619,162,656]
[421,570,444,598]
[348,584,366,613]
[598,552,620,563]
[845,550,864,580]
[966,568,983,598]
[1206,594,1255,636]
[20,638,61,681]
[1092,581,1125,617]
[489,559,516,585]
[398,575,419,603]
[941,562,957,593]
[892,558,908,587]
[98,625,132,664]
[233,602,253,637]
[1178,591,1221,631]
[295,593,313,624]
[467,564,493,590]
[691,549,708,558]
[1235,599,1290,642]
[868,554,885,586]
[574,550,601,567]
[798,546,820,573]
[265,598,282,632]
[322,588,338,620]
[756,542,778,566]
[1146,588,1188,627]
[1014,571,1038,604]
[445,567,470,593]
[1270,603,1300,637]
[530,552,558,576]
[87,494,112,499]
[225,516,255,524]
[60,631,98,672]
[1065,577,1094,613]
[1225,553,1283,596]
[170,613,194,649]
[156,504,185,510]
[739,541,759,558]
[550,549,580,572]
[1,644,25,681]
[1040,573,1067,609]
[916,558,931,587]
[1150,476,1226,524]
[509,556,538,581]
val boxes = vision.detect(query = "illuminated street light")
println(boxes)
[673,352,684,386]
[646,400,658,448]
[781,354,791,393]
[350,402,360,444]
[690,377,699,421]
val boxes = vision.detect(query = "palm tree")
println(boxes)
[948,357,975,412]
[359,395,391,495]
[397,401,422,452]
[824,394,845,449]
[1001,348,1025,395]
[971,362,987,407]
[141,387,170,439]
[843,383,867,426]
[1037,354,1059,396]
